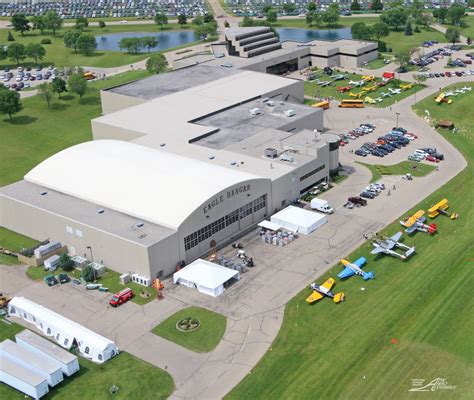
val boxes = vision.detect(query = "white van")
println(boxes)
[310,198,334,214]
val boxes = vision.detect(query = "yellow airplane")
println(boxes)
[400,83,413,90]
[306,278,345,304]
[364,96,376,104]
[435,93,445,103]
[349,91,364,98]
[401,210,425,228]
[428,199,458,219]
[362,75,376,82]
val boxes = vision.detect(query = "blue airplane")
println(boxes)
[337,257,374,281]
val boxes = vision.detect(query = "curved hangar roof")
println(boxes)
[25,140,264,229]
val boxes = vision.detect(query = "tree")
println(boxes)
[7,43,26,65]
[26,43,46,64]
[266,9,278,25]
[312,11,324,27]
[405,20,413,36]
[81,264,95,282]
[413,73,427,86]
[7,31,15,42]
[262,5,272,14]
[370,0,383,11]
[351,22,373,40]
[11,14,30,36]
[154,12,168,29]
[38,83,54,108]
[193,16,204,25]
[224,20,230,28]
[44,11,63,35]
[0,89,22,121]
[371,21,390,41]
[58,253,75,271]
[241,16,254,27]
[31,15,46,35]
[204,14,215,23]
[51,77,67,98]
[433,8,448,24]
[119,37,142,53]
[282,3,296,14]
[445,27,460,46]
[146,53,168,74]
[395,50,410,69]
[195,23,217,41]
[63,29,82,52]
[0,47,6,61]
[418,13,433,30]
[467,37,472,46]
[351,0,361,11]
[75,16,89,31]
[447,4,466,26]
[307,2,317,13]
[76,33,97,56]
[98,20,106,29]
[68,73,87,102]
[409,0,423,25]
[140,36,158,52]
[306,13,313,27]
[323,4,340,27]
[380,6,408,31]
[178,14,187,28]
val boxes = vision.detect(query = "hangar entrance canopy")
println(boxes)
[270,205,326,235]
[173,259,240,297]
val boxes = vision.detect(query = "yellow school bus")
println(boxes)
[338,99,365,108]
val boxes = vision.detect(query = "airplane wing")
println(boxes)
[405,225,417,234]
[353,257,366,268]
[390,231,403,242]
[321,278,335,290]
[306,291,324,303]
[371,247,385,255]
[338,267,355,279]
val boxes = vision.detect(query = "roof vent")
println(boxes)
[230,161,237,166]
[160,143,166,147]
[209,155,215,160]
[262,97,269,103]
[97,209,105,214]
[264,148,278,158]
[40,191,47,196]
[136,222,144,228]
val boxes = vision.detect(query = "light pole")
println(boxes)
[396,112,400,128]
[86,246,96,282]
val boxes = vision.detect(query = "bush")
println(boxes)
[40,38,52,44]
[378,40,387,52]
[7,31,15,41]
[414,25,421,33]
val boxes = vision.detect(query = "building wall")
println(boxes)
[92,120,145,142]
[147,232,180,278]
[0,196,153,278]
[100,90,146,115]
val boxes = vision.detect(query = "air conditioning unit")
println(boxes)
[250,108,261,116]
[280,153,294,162]
[284,110,295,117]
[264,148,278,158]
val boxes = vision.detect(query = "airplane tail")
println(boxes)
[333,292,345,303]
[428,223,437,234]
[363,271,375,281]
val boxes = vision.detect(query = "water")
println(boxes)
[276,27,352,42]
[95,31,198,52]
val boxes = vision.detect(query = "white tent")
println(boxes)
[271,205,327,235]
[258,220,282,231]
[8,297,118,364]
[173,259,240,297]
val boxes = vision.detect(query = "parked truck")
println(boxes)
[109,288,134,307]
[310,198,334,214]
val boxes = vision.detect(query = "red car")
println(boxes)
[426,155,440,163]
[445,71,452,77]
[339,140,345,146]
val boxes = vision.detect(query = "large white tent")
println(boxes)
[271,205,327,235]
[173,259,240,297]
[8,297,118,364]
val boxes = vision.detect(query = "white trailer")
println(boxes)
[0,339,63,387]
[15,330,80,377]
[0,356,49,400]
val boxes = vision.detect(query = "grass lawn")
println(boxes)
[0,23,200,69]
[356,161,437,183]
[442,16,474,41]
[0,227,39,265]
[0,324,174,400]
[304,72,424,108]
[152,306,227,353]
[227,86,473,399]
[0,69,150,187]
[364,57,388,70]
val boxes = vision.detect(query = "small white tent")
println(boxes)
[8,297,118,364]
[173,259,240,297]
[271,205,327,235]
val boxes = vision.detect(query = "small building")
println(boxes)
[173,258,240,297]
[8,297,119,363]
[15,329,80,377]
[0,356,49,400]
[0,339,63,387]
[270,205,327,235]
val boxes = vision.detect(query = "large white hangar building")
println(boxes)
[1,54,341,280]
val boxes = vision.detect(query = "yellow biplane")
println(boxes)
[349,91,364,98]
[306,278,345,304]
[362,75,376,82]
[428,199,458,220]
[400,83,413,90]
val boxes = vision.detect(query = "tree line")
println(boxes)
[0,42,47,65]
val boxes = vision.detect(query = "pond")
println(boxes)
[95,31,199,52]
[276,27,352,42]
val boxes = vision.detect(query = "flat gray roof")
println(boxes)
[194,95,318,150]
[0,355,46,387]
[16,330,77,365]
[0,181,175,246]
[107,64,241,101]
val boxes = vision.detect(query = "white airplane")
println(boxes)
[444,91,457,97]
[381,91,392,98]
[455,89,465,94]
[349,80,365,87]
[319,80,332,87]
[461,86,472,92]
[332,74,347,81]
[389,88,401,95]
[371,232,416,260]
[374,97,383,103]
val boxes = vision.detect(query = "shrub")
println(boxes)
[414,25,421,33]
[7,31,15,41]
[40,38,52,44]
[378,40,387,52]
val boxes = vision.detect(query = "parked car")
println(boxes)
[425,155,440,163]
[44,274,58,286]
[58,273,69,284]
[360,191,375,199]
[355,149,367,157]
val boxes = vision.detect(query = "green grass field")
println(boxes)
[357,161,437,183]
[0,69,150,187]
[227,85,474,399]
[442,16,474,41]
[152,307,227,353]
[0,24,199,68]
[304,72,423,108]
[0,324,174,399]
[0,227,39,265]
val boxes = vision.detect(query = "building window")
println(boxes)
[98,354,103,361]
[85,347,90,354]
[64,339,69,346]
[300,165,325,182]
[47,328,51,334]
